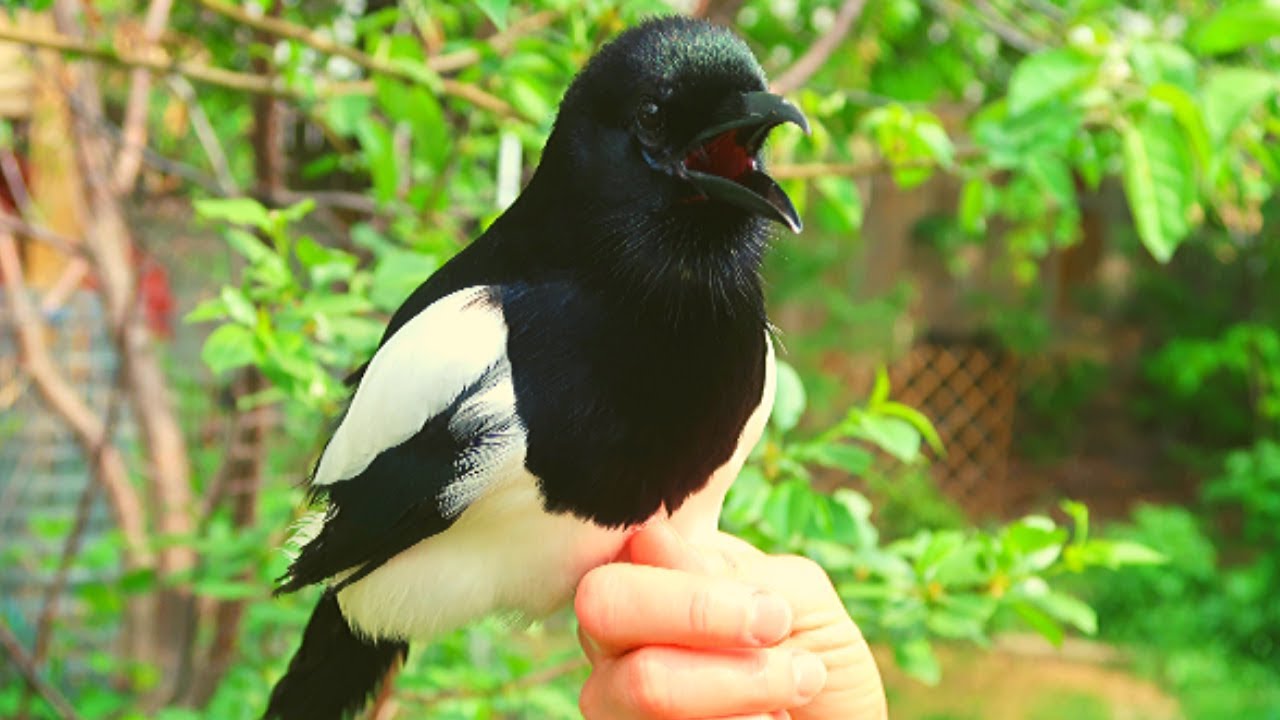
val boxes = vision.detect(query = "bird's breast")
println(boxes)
[499,282,769,528]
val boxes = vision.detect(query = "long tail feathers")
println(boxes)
[264,590,407,720]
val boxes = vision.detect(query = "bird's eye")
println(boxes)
[635,99,664,141]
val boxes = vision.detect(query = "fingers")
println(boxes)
[626,519,743,576]
[576,562,792,657]
[580,646,825,720]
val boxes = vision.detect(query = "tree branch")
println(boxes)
[426,9,560,73]
[770,144,983,180]
[0,618,83,720]
[0,230,150,567]
[112,0,175,193]
[23,368,127,716]
[194,0,517,116]
[771,0,868,94]
[0,24,513,114]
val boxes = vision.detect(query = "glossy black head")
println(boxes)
[543,17,807,233]
[523,17,808,317]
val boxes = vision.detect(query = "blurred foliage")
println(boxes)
[6,0,1280,717]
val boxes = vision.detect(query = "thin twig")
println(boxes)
[426,9,561,73]
[112,0,175,193]
[0,147,32,214]
[0,213,87,258]
[165,75,238,194]
[0,618,83,720]
[770,144,983,180]
[0,23,312,96]
[926,0,1043,54]
[772,0,868,94]
[29,366,127,677]
[194,0,517,116]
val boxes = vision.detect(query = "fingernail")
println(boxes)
[791,651,826,702]
[749,592,791,645]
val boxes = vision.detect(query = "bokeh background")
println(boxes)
[1,1,1278,718]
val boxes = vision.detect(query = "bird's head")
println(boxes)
[535,17,809,241]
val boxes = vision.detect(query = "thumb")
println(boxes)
[627,518,729,575]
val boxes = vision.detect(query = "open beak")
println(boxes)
[680,91,810,233]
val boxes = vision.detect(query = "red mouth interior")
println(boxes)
[684,131,756,182]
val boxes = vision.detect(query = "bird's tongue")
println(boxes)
[685,131,755,182]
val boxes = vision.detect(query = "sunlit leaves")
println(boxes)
[1007,48,1099,116]
[1120,111,1195,262]
[1193,0,1280,55]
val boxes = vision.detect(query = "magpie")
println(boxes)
[264,16,809,720]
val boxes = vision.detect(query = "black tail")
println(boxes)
[264,590,407,720]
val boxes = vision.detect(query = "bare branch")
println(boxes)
[769,145,983,180]
[426,9,561,73]
[0,24,513,114]
[0,618,83,720]
[165,76,238,194]
[113,0,175,193]
[925,0,1044,54]
[0,213,87,258]
[772,0,868,94]
[0,230,150,567]
[30,371,127,668]
[195,0,518,116]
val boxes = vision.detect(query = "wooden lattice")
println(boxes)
[888,341,1018,515]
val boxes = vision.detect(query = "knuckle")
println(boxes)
[575,566,622,636]
[781,554,830,586]
[687,585,716,637]
[578,672,604,719]
[624,652,674,718]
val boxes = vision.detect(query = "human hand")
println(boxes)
[575,519,888,719]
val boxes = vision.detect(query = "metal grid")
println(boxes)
[0,288,127,676]
[888,341,1019,516]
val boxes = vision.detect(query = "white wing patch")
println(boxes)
[311,286,514,487]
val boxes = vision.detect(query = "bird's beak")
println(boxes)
[680,91,810,233]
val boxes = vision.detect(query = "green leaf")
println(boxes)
[855,414,921,463]
[194,197,271,229]
[471,0,510,29]
[1130,42,1197,90]
[770,360,806,433]
[1193,0,1280,55]
[959,177,989,234]
[184,296,227,324]
[1119,112,1194,263]
[894,637,941,684]
[868,366,891,407]
[1148,83,1212,173]
[219,287,255,326]
[194,579,261,600]
[224,228,274,266]
[375,78,451,171]
[370,249,440,312]
[1012,600,1064,646]
[1069,538,1167,568]
[1201,66,1279,143]
[1060,499,1090,544]
[877,401,944,454]
[201,324,256,375]
[806,443,873,476]
[1036,591,1098,635]
[356,119,400,204]
[1007,48,1097,116]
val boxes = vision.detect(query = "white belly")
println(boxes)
[338,468,630,641]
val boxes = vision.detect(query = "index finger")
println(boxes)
[575,562,792,658]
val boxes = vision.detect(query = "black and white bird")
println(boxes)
[264,16,809,720]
